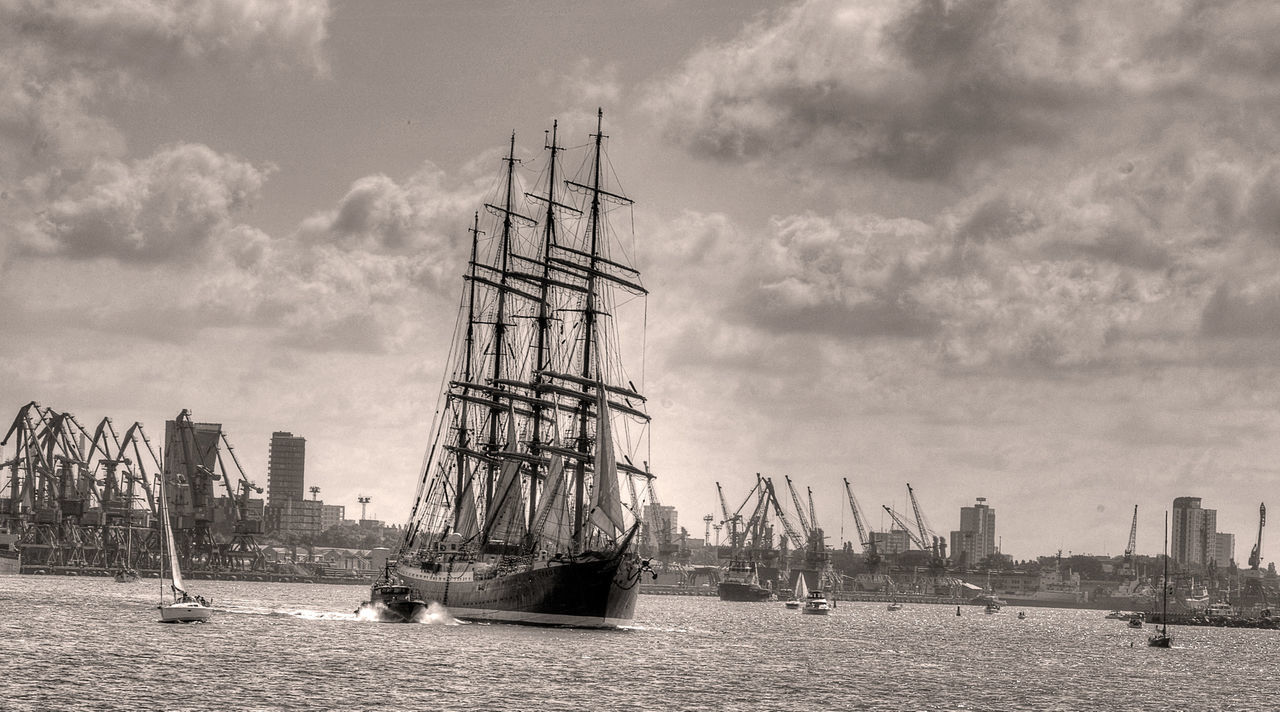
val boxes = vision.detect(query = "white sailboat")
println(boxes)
[157,472,212,623]
[785,572,808,609]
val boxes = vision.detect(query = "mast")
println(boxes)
[526,121,563,537]
[158,463,167,602]
[455,213,482,529]
[572,109,607,549]
[1161,510,1169,635]
[485,133,520,512]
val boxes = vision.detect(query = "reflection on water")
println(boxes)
[2,575,1277,711]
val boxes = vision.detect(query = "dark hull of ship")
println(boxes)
[718,582,774,602]
[397,555,640,628]
[358,598,428,623]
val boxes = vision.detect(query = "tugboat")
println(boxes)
[718,559,774,602]
[357,562,428,623]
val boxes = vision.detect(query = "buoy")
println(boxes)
[956,606,961,616]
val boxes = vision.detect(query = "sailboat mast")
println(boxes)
[486,133,520,511]
[1162,510,1169,633]
[157,465,167,602]
[572,109,607,548]
[455,212,482,525]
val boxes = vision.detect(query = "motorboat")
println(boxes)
[802,589,832,615]
[357,562,429,623]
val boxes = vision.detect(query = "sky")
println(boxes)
[3,0,1280,562]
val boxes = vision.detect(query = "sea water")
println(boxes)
[2,575,1277,711]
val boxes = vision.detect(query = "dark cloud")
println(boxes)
[1201,283,1280,338]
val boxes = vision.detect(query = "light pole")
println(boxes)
[310,486,320,501]
[358,496,371,521]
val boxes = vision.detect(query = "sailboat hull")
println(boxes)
[396,554,641,628]
[159,602,213,623]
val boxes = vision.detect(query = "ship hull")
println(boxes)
[718,582,774,602]
[397,554,640,628]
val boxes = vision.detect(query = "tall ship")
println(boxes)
[393,110,653,627]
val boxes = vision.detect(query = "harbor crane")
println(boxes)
[784,475,811,537]
[906,483,947,562]
[763,477,805,549]
[1122,505,1138,569]
[842,478,880,567]
[882,505,929,550]
[1249,503,1266,571]
[1243,503,1269,611]
[842,478,870,549]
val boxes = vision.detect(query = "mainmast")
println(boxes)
[571,110,608,549]
[484,133,522,512]
[526,121,565,536]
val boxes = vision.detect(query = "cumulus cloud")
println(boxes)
[298,163,478,260]
[14,143,273,262]
[645,0,1280,183]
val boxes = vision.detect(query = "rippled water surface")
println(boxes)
[3,575,1278,711]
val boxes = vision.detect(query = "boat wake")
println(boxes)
[217,605,359,621]
[414,601,462,625]
[351,600,463,625]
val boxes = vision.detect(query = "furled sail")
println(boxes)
[588,384,625,537]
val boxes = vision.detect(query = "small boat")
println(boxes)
[802,589,832,615]
[888,601,903,612]
[113,568,139,583]
[1204,602,1236,617]
[1128,612,1144,628]
[1017,611,1026,620]
[1105,610,1131,620]
[357,562,428,623]
[1148,512,1173,649]
[156,473,212,623]
[984,601,1001,614]
[784,573,807,609]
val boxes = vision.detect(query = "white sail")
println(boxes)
[532,453,571,551]
[483,405,527,542]
[588,385,625,537]
[159,473,186,597]
[453,469,480,540]
[795,572,809,599]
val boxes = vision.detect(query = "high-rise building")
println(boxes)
[872,529,912,555]
[1214,532,1236,568]
[267,432,306,506]
[642,504,679,543]
[321,504,345,531]
[1172,497,1217,566]
[950,497,996,566]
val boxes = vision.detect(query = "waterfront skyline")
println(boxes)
[4,1,1280,560]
